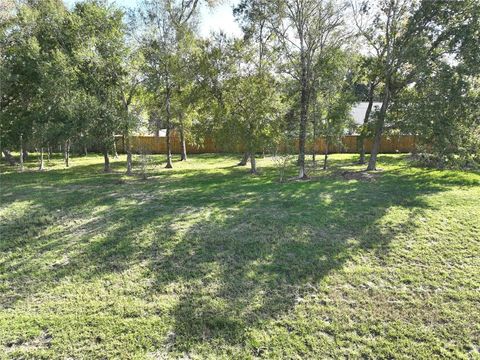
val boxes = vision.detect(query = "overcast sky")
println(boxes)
[63,0,242,38]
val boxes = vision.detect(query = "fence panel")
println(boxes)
[115,134,416,155]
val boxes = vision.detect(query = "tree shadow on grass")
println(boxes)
[0,155,478,355]
[137,163,478,354]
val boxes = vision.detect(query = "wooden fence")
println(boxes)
[115,134,416,155]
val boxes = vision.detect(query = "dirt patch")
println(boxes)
[340,170,382,182]
[282,169,382,183]
[5,330,52,353]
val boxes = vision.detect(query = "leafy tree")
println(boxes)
[193,35,238,157]
[354,56,381,164]
[139,0,204,168]
[394,64,479,169]
[116,37,145,175]
[352,0,479,170]
[310,48,356,169]
[0,0,77,170]
[268,0,347,178]
[72,0,127,172]
[351,0,417,170]
[224,71,284,174]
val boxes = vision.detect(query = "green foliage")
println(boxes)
[0,0,72,149]
[72,0,128,151]
[223,71,285,154]
[311,48,356,153]
[388,0,480,169]
[394,65,480,169]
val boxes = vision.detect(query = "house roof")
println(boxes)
[351,102,382,125]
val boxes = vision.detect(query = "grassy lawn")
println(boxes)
[0,153,479,359]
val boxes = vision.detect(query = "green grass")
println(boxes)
[0,153,479,359]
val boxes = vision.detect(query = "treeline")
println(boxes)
[1,0,479,176]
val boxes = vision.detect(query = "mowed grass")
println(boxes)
[0,153,479,359]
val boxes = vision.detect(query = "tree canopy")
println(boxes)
[1,0,478,173]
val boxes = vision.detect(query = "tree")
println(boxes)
[223,70,284,174]
[355,56,381,164]
[139,0,205,168]
[394,65,479,168]
[193,34,238,159]
[116,35,145,175]
[0,0,78,170]
[268,0,347,178]
[351,0,417,171]
[351,0,477,170]
[310,48,356,169]
[72,0,128,172]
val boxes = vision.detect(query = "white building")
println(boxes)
[350,102,382,126]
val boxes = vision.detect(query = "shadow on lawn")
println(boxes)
[0,155,478,354]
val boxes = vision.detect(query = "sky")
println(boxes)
[63,0,242,38]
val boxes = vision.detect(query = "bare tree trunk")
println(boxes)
[298,66,309,179]
[180,124,187,161]
[2,149,17,165]
[312,113,317,164]
[19,134,24,172]
[155,119,162,137]
[323,140,328,170]
[238,152,249,166]
[367,86,390,171]
[250,152,257,174]
[38,147,45,171]
[165,126,173,168]
[67,140,70,165]
[165,88,173,169]
[358,138,366,165]
[358,82,375,164]
[103,149,111,173]
[112,135,119,159]
[64,139,70,167]
[47,145,51,162]
[84,144,88,156]
[126,134,132,176]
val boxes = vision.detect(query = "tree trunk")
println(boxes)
[64,140,70,167]
[47,145,51,162]
[180,125,187,161]
[103,150,111,172]
[298,66,309,179]
[2,149,17,165]
[19,134,24,172]
[155,118,162,137]
[38,147,45,171]
[358,82,375,164]
[367,86,390,171]
[358,138,366,165]
[126,134,132,176]
[112,135,119,159]
[323,140,328,170]
[238,152,249,166]
[312,115,317,164]
[165,125,173,168]
[250,152,257,174]
[84,144,88,156]
[165,88,173,169]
